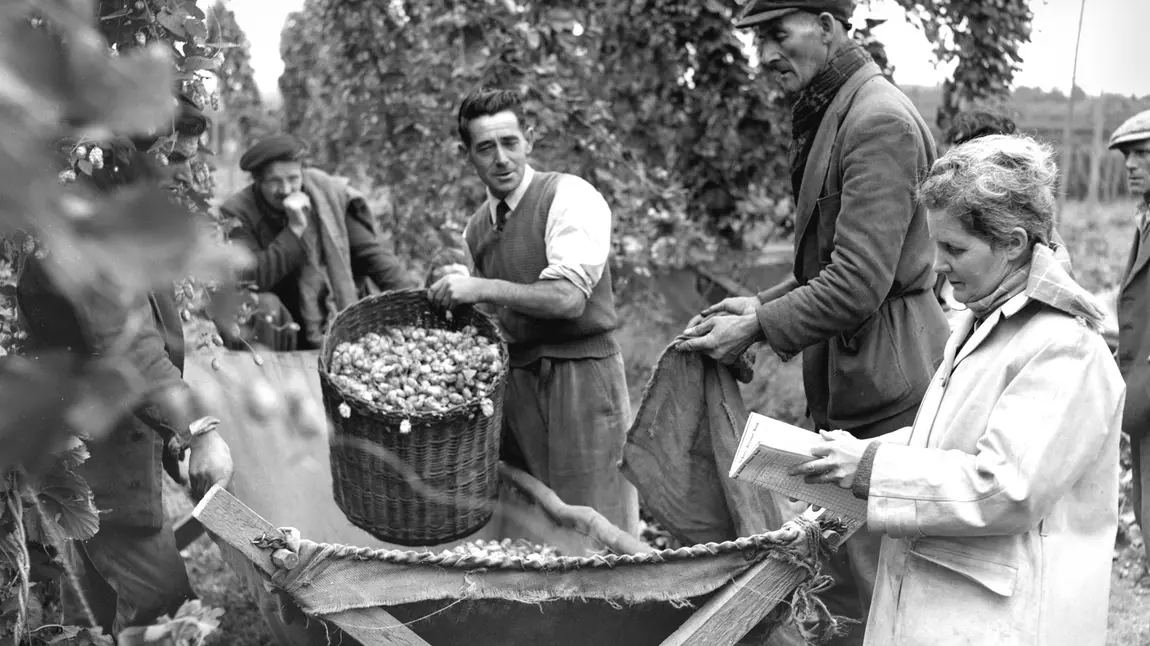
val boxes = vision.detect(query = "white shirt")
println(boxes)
[465,165,612,298]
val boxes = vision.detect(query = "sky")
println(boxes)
[224,0,1146,102]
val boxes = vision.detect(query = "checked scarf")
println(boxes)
[789,42,873,194]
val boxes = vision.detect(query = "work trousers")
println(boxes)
[1130,433,1150,569]
[500,353,640,537]
[61,521,194,636]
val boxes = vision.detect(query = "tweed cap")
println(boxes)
[1109,109,1150,150]
[239,134,305,172]
[734,0,854,28]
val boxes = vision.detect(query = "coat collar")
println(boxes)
[791,62,882,245]
[950,292,1029,368]
[1121,201,1150,292]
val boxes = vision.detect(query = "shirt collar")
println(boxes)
[488,165,535,224]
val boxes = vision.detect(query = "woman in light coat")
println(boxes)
[793,134,1124,646]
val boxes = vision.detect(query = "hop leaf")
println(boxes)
[33,467,100,540]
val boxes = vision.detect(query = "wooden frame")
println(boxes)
[194,485,847,646]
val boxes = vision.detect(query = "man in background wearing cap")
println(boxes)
[1110,109,1150,584]
[677,1,948,642]
[219,134,413,351]
[17,91,234,636]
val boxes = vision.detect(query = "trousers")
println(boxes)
[500,352,640,536]
[61,521,194,635]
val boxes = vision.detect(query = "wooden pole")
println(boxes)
[1057,0,1089,220]
[1087,91,1106,212]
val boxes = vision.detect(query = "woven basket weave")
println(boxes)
[318,289,507,546]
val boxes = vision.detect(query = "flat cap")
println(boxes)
[735,0,854,28]
[1109,109,1150,150]
[239,134,305,172]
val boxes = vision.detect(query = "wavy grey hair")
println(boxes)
[917,134,1057,248]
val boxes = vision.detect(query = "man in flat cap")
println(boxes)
[1110,109,1150,584]
[678,0,948,641]
[219,135,414,351]
[17,91,234,636]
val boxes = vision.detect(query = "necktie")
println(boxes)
[495,200,510,232]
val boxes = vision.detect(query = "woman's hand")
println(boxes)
[789,430,869,490]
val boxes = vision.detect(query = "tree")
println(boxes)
[207,1,267,148]
[890,0,1034,131]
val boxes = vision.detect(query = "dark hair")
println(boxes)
[457,89,528,147]
[945,109,1017,147]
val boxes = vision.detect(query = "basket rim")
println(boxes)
[317,288,508,424]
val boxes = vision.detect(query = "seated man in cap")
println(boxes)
[219,135,414,351]
[1110,108,1150,585]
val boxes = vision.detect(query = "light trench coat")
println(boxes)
[862,291,1124,646]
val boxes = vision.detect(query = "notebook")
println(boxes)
[729,412,868,523]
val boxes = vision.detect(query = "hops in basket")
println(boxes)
[328,325,502,416]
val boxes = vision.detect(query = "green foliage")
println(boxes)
[206,1,266,148]
[277,0,791,285]
[890,0,1034,131]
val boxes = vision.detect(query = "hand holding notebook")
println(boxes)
[729,413,868,524]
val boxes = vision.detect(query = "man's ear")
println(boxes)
[524,126,535,155]
[457,141,469,159]
[817,12,838,42]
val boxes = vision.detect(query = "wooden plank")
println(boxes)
[192,485,432,646]
[658,556,808,646]
[192,484,285,577]
[660,508,852,646]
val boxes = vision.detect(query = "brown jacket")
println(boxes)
[1117,204,1150,437]
[756,62,950,437]
[17,257,192,529]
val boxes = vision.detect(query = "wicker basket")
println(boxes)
[318,289,508,546]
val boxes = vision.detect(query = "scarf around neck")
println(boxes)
[965,243,1107,331]
[789,42,873,179]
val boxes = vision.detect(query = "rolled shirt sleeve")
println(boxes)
[538,175,612,298]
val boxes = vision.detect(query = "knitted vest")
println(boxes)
[465,171,619,367]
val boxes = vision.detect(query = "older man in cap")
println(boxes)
[1111,109,1150,583]
[677,0,949,642]
[219,135,414,351]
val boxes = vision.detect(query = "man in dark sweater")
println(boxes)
[429,89,639,536]
[219,135,413,351]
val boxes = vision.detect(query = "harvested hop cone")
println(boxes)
[327,324,504,428]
